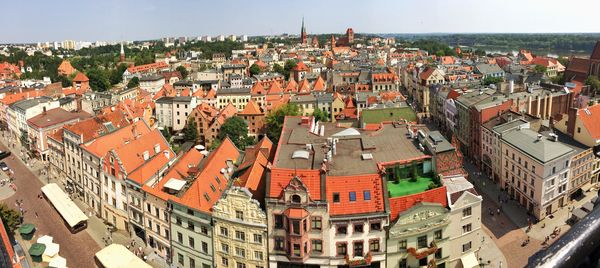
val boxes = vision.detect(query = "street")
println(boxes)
[0,141,101,267]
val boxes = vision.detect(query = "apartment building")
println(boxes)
[156,96,197,131]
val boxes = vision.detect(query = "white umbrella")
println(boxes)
[37,235,53,245]
[44,242,60,257]
[49,255,67,268]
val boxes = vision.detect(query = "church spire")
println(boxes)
[300,17,307,45]
[120,42,125,62]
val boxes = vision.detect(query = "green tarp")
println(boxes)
[19,223,35,234]
[28,243,46,256]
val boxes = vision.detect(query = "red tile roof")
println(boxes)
[297,79,311,93]
[591,41,600,60]
[127,62,169,74]
[251,82,266,95]
[268,168,322,200]
[389,186,447,222]
[239,99,263,115]
[267,80,283,95]
[285,78,298,93]
[313,76,326,91]
[82,120,151,158]
[293,61,309,72]
[578,104,600,141]
[326,174,385,216]
[72,72,89,82]
[27,108,91,129]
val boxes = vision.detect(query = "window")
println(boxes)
[399,259,407,268]
[291,194,301,203]
[311,240,323,253]
[189,258,195,268]
[202,242,208,253]
[418,235,428,248]
[398,240,407,250]
[311,216,322,230]
[188,237,194,248]
[221,243,229,253]
[274,214,284,229]
[292,220,300,235]
[369,240,380,252]
[235,231,245,241]
[274,237,284,250]
[435,248,442,259]
[221,257,228,266]
[336,243,347,256]
[462,241,472,252]
[337,225,347,235]
[363,190,371,200]
[253,234,263,244]
[353,241,364,257]
[349,191,356,201]
[177,232,183,243]
[177,253,184,265]
[235,210,244,220]
[552,166,556,174]
[187,221,194,230]
[463,223,472,233]
[235,247,245,258]
[354,223,363,233]
[435,230,442,240]
[333,192,340,203]
[200,225,208,235]
[254,251,264,260]
[370,222,381,231]
[220,227,228,237]
[463,207,472,217]
[292,244,301,256]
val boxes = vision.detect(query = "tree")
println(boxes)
[474,48,487,56]
[86,69,110,92]
[57,75,71,87]
[272,63,284,74]
[0,203,20,233]
[127,77,140,88]
[586,75,600,93]
[249,63,261,76]
[176,65,188,79]
[109,63,128,85]
[534,64,547,74]
[160,127,172,143]
[483,76,503,86]
[265,104,300,143]
[283,59,297,79]
[183,120,198,143]
[217,116,254,149]
[312,109,329,122]
[551,73,565,85]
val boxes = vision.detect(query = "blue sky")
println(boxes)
[2,0,600,43]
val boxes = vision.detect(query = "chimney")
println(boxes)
[42,106,47,115]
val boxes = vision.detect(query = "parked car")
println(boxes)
[0,151,10,160]
[0,162,8,171]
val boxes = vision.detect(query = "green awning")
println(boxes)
[29,243,46,256]
[19,224,35,234]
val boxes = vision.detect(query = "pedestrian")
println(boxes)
[497,208,500,215]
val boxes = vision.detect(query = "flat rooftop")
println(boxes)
[274,117,427,176]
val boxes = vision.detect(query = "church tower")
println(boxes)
[300,17,307,45]
[120,42,125,62]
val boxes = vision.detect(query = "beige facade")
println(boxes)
[445,189,483,268]
[217,92,250,111]
[212,187,268,268]
[143,193,171,257]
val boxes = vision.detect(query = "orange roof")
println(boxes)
[285,78,298,93]
[578,104,600,140]
[313,76,326,91]
[268,168,322,200]
[267,81,283,95]
[389,186,447,222]
[72,72,89,82]
[293,61,309,72]
[284,207,309,219]
[251,82,266,95]
[0,217,20,268]
[127,62,168,74]
[326,174,385,216]
[0,90,46,105]
[82,120,151,157]
[64,110,130,143]
[235,149,268,196]
[113,129,172,184]
[57,60,77,76]
[239,99,263,115]
[297,79,311,93]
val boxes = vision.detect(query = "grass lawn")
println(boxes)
[361,107,418,124]
[387,177,434,197]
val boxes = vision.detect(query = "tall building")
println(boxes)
[120,42,125,62]
[300,17,307,45]
[346,28,354,44]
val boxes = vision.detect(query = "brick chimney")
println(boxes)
[566,107,578,136]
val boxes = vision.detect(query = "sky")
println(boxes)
[2,0,600,43]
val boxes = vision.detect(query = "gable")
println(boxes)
[449,190,482,209]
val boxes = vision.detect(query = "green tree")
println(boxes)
[160,127,172,143]
[265,104,300,143]
[86,69,110,91]
[551,73,565,85]
[249,63,261,76]
[0,203,20,233]
[586,75,600,93]
[109,63,128,85]
[483,76,503,86]
[176,65,189,79]
[183,120,198,143]
[474,48,487,56]
[127,77,140,88]
[272,63,284,74]
[57,75,71,87]
[312,109,329,122]
[217,116,254,150]
[534,64,547,74]
[283,59,297,79]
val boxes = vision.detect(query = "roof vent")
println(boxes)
[154,144,160,154]
[361,153,373,160]
[143,151,149,160]
[292,150,310,160]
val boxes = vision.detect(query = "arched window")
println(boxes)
[291,194,301,204]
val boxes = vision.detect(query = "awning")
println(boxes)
[41,183,88,228]
[36,235,53,245]
[19,224,35,234]
[95,244,151,268]
[28,243,46,256]
[44,242,60,257]
[48,255,67,268]
[572,208,588,220]
[460,252,480,268]
[582,202,595,212]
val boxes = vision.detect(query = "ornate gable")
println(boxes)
[389,202,449,238]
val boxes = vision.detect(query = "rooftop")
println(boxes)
[502,128,574,163]
[27,108,91,129]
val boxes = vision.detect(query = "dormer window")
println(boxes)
[291,194,301,204]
